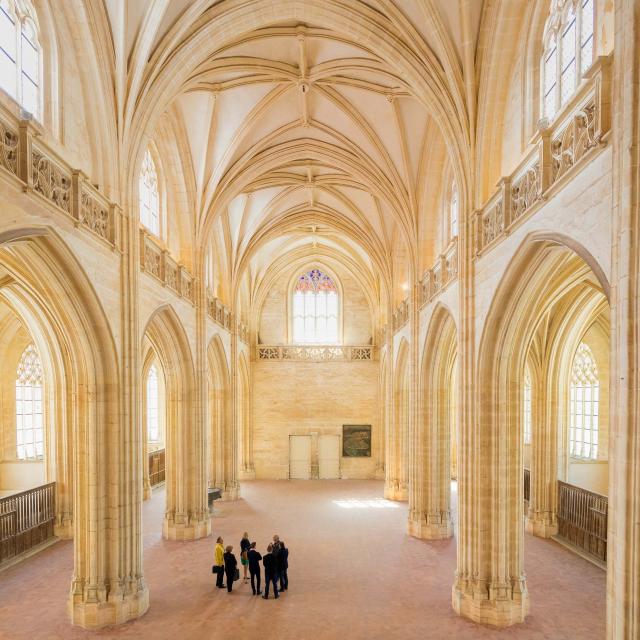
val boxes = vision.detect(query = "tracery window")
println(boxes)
[450,183,459,239]
[569,342,599,460]
[524,366,532,445]
[15,343,43,460]
[139,149,160,236]
[0,0,40,118]
[293,269,339,344]
[146,365,159,443]
[541,0,594,120]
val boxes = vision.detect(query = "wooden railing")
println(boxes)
[0,482,55,564]
[556,480,608,564]
[474,56,611,259]
[149,449,166,487]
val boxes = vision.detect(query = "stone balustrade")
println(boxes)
[474,55,611,258]
[139,229,195,305]
[419,237,459,308]
[256,344,374,362]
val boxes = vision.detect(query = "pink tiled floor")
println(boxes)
[0,481,605,639]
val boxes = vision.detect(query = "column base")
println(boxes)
[163,514,211,541]
[239,466,256,481]
[525,514,557,538]
[54,518,73,540]
[384,481,408,501]
[69,582,149,630]
[221,482,241,501]
[408,512,453,540]
[452,578,529,627]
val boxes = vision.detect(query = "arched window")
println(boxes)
[292,269,339,344]
[15,343,43,460]
[569,342,599,460]
[0,1,40,118]
[450,183,459,239]
[146,365,159,442]
[541,0,594,120]
[523,366,532,445]
[139,149,160,236]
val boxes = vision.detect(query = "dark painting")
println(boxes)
[342,425,371,457]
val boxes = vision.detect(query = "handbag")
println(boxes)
[212,565,222,574]
[233,568,240,581]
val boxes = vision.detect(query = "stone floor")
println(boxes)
[0,481,605,639]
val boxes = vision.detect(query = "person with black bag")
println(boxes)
[223,545,238,593]
[214,537,225,589]
[247,541,262,595]
[262,544,279,599]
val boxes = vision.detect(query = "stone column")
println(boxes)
[223,316,240,500]
[607,1,640,637]
[452,185,529,626]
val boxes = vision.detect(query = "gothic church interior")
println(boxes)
[0,1,637,638]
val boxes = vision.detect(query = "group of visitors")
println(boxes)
[214,532,289,599]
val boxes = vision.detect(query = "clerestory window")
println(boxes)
[292,269,339,344]
[139,149,160,236]
[0,0,40,118]
[16,343,43,460]
[541,0,594,121]
[569,342,599,460]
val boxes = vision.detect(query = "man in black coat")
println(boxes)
[248,542,262,595]
[223,546,237,593]
[262,544,279,599]
[277,541,289,591]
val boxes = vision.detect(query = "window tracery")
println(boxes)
[139,149,160,236]
[0,0,40,118]
[146,365,159,443]
[569,342,599,460]
[541,0,594,120]
[292,269,339,344]
[15,343,43,460]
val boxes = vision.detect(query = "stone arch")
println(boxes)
[206,334,237,498]
[143,305,209,540]
[0,226,147,628]
[453,233,609,626]
[410,304,457,540]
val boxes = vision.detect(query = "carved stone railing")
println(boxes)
[256,344,375,362]
[392,299,409,332]
[139,229,196,305]
[237,321,249,345]
[474,55,611,258]
[206,292,232,331]
[0,108,123,251]
[419,238,459,307]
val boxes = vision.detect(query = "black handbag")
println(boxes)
[212,565,222,574]
[233,568,240,581]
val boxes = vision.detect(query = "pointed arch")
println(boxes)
[143,304,209,540]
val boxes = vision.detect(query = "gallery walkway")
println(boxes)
[0,481,605,639]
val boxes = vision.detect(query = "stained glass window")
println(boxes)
[139,149,160,236]
[0,1,39,118]
[450,183,459,238]
[542,0,595,120]
[146,365,159,442]
[569,342,599,460]
[16,343,44,460]
[293,269,338,344]
[524,366,532,445]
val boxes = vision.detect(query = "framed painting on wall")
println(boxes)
[342,425,371,457]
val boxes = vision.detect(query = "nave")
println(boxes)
[0,481,605,640]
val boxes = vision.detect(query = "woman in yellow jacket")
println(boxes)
[214,537,225,589]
